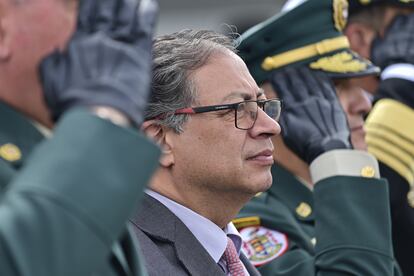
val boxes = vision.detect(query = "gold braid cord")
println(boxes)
[365,99,414,207]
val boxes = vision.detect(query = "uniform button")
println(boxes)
[296,202,312,218]
[360,166,375,178]
[0,143,21,162]
[310,237,317,246]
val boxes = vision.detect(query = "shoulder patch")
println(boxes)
[232,216,260,230]
[240,226,288,267]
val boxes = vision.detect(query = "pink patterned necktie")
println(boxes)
[223,237,246,276]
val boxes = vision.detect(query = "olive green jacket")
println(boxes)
[237,164,400,275]
[0,102,160,276]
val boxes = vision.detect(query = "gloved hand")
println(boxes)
[371,13,414,69]
[270,66,352,164]
[40,0,158,127]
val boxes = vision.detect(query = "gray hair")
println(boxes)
[145,29,237,133]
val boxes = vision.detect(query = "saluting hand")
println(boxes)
[270,66,352,164]
[40,0,159,127]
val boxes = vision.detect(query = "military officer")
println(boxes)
[345,2,414,274]
[234,0,400,274]
[0,0,160,275]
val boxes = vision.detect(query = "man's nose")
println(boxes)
[249,108,281,138]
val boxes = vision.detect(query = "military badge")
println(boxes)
[333,0,349,31]
[240,226,288,266]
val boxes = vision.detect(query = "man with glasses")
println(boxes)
[128,29,280,275]
[233,0,400,274]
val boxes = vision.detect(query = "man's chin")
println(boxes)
[250,174,273,194]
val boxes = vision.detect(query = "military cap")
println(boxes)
[349,0,414,15]
[237,0,380,84]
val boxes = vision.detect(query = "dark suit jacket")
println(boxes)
[0,103,160,276]
[129,195,260,276]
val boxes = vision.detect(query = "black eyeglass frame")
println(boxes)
[173,98,281,130]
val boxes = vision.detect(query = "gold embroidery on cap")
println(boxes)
[261,36,350,71]
[0,143,22,162]
[309,51,367,73]
[333,0,349,31]
[296,202,312,218]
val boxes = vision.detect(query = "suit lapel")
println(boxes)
[174,218,225,276]
[131,195,225,276]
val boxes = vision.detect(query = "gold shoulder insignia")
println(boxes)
[232,216,261,230]
[0,143,22,162]
[310,51,367,73]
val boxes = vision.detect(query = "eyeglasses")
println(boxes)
[173,99,281,130]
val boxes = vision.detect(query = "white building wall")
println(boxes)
[156,0,285,35]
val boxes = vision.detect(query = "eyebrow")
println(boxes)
[222,89,265,102]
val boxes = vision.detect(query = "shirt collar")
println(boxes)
[146,190,242,262]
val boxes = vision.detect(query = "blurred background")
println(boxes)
[156,0,285,36]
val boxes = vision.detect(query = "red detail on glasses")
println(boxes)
[174,108,196,114]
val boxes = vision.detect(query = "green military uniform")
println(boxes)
[0,102,160,276]
[234,0,400,274]
[237,164,398,275]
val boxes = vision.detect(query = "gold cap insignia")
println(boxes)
[296,202,312,218]
[0,143,22,162]
[333,0,349,31]
[361,166,376,178]
[310,51,367,73]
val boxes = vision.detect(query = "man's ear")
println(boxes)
[142,120,175,168]
[344,23,375,59]
[0,6,11,62]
